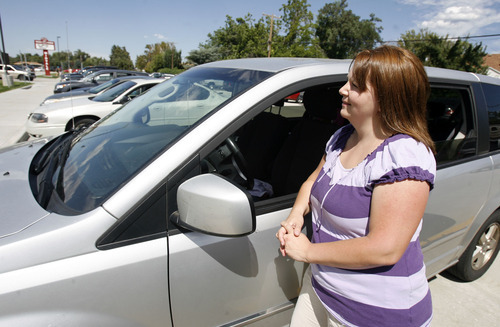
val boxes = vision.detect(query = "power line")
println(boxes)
[380,33,500,44]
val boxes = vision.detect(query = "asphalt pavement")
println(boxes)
[0,77,499,326]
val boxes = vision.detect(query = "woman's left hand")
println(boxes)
[281,225,312,262]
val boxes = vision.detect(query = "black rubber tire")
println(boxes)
[447,210,500,281]
[71,118,97,132]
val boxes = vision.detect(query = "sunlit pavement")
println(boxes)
[0,77,58,149]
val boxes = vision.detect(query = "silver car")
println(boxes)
[1,58,499,326]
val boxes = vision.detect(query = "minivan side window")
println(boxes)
[427,86,476,165]
[482,83,500,152]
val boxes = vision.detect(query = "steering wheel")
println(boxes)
[225,137,254,190]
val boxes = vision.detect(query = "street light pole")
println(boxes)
[57,36,61,75]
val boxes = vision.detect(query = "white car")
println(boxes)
[26,78,164,138]
[0,64,36,81]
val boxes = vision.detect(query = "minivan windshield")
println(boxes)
[30,67,273,214]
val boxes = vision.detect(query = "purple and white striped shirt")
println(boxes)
[310,124,436,327]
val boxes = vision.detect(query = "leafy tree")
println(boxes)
[316,0,382,59]
[275,0,324,57]
[135,42,182,72]
[398,29,487,74]
[189,2,324,63]
[186,45,222,65]
[82,56,110,67]
[204,14,269,59]
[110,45,134,70]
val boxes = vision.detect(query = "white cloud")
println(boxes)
[399,0,500,36]
[154,33,166,40]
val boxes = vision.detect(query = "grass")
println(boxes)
[0,81,32,93]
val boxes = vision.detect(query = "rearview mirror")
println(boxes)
[171,174,256,237]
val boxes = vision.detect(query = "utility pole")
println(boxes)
[263,13,281,58]
[0,12,13,86]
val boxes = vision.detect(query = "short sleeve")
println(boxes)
[367,134,436,190]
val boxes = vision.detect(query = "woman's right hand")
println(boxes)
[277,212,304,256]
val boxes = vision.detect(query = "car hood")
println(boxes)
[35,96,94,113]
[0,140,51,239]
[56,81,93,87]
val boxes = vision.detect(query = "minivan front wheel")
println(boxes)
[448,211,500,281]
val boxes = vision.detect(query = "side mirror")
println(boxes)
[171,174,256,237]
[114,96,131,105]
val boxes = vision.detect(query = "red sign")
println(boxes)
[34,37,55,51]
[43,50,50,76]
[35,37,55,76]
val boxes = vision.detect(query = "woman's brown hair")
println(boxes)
[350,45,436,153]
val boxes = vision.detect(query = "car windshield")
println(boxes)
[92,81,136,102]
[30,66,272,214]
[81,71,99,82]
[88,78,123,94]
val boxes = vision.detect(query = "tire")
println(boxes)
[18,74,28,81]
[447,211,500,281]
[70,118,97,132]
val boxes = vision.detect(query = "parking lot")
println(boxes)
[0,77,499,326]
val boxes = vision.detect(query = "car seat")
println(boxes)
[271,85,345,196]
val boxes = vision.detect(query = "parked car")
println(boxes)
[150,72,175,79]
[40,75,153,106]
[27,78,164,138]
[53,69,149,93]
[60,72,84,81]
[2,58,500,326]
[80,65,118,76]
[0,64,36,81]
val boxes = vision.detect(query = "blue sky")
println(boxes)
[1,0,499,62]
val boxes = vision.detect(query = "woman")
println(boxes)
[276,45,436,326]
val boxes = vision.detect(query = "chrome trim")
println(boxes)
[219,300,296,327]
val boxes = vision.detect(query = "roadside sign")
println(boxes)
[34,37,55,76]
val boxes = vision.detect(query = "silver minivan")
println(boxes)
[0,58,499,326]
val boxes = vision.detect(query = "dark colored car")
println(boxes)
[53,69,149,93]
[60,73,84,81]
[80,66,118,77]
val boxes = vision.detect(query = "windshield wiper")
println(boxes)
[31,131,79,207]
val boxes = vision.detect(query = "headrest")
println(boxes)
[302,86,342,121]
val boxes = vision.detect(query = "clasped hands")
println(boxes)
[276,216,311,263]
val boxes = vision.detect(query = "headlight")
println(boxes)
[55,84,68,90]
[30,113,48,123]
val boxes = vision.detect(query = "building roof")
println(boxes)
[484,54,500,70]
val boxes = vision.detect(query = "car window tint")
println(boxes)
[482,83,500,152]
[427,86,476,165]
[199,83,346,204]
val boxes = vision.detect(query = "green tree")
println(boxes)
[205,14,269,59]
[316,0,382,59]
[398,29,487,74]
[110,45,134,70]
[186,44,222,65]
[275,0,324,57]
[83,57,110,67]
[136,42,182,72]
